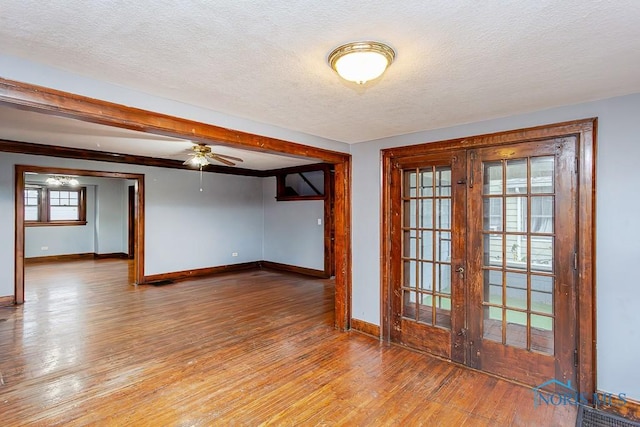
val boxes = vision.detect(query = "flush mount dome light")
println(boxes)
[328,41,396,84]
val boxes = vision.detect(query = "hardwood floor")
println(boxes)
[0,260,576,426]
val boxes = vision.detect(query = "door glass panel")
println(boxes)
[420,231,433,260]
[403,200,416,227]
[483,234,503,267]
[484,161,503,195]
[420,199,433,228]
[484,270,502,304]
[436,264,451,295]
[418,294,433,325]
[506,235,527,269]
[481,154,556,354]
[436,167,451,196]
[420,170,433,197]
[483,197,503,231]
[532,290,553,315]
[420,262,433,291]
[531,196,554,233]
[403,290,417,319]
[505,197,527,232]
[402,166,452,330]
[436,297,452,328]
[531,236,553,272]
[436,199,451,229]
[505,309,527,349]
[531,156,554,194]
[531,274,553,293]
[404,230,417,259]
[436,231,451,261]
[483,306,502,342]
[531,314,554,355]
[405,171,417,197]
[403,260,417,287]
[506,159,527,194]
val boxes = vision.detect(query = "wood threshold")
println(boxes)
[350,318,380,338]
[1,77,351,331]
[259,261,329,278]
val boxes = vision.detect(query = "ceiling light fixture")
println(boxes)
[328,41,396,84]
[45,175,79,187]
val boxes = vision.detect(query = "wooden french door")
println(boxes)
[390,150,467,363]
[389,136,578,387]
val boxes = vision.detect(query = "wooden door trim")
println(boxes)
[15,165,145,303]
[1,77,351,331]
[381,118,596,396]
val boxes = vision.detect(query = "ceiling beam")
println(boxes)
[0,77,350,164]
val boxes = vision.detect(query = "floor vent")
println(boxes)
[577,406,640,427]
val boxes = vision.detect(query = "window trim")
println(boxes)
[24,186,87,227]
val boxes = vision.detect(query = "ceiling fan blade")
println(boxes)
[213,153,244,162]
[210,154,236,166]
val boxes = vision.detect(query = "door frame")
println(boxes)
[15,165,145,303]
[0,77,352,331]
[381,118,596,396]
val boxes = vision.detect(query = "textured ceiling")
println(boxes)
[0,106,320,170]
[1,1,640,144]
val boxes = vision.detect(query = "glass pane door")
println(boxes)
[402,166,452,329]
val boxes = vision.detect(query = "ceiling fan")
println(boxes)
[183,143,244,168]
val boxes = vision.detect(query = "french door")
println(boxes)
[388,136,578,387]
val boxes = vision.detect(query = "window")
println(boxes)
[24,186,87,226]
[275,165,331,201]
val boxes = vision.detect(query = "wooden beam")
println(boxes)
[0,78,350,163]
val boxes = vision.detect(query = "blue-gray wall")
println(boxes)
[351,92,640,399]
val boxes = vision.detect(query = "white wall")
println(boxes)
[351,92,640,399]
[262,177,325,271]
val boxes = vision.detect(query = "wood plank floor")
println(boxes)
[0,259,576,426]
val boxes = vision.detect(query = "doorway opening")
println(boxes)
[15,165,145,304]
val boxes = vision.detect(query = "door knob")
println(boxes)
[456,266,464,279]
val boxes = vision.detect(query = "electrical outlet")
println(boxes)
[41,246,48,251]
[317,218,322,226]
[232,252,238,257]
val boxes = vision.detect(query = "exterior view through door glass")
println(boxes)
[467,137,578,387]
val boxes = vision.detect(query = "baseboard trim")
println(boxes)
[143,261,260,283]
[93,252,129,259]
[25,252,129,263]
[597,392,640,421]
[259,261,329,278]
[350,318,380,338]
[0,296,15,306]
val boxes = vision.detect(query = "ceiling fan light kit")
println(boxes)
[328,41,396,84]
[184,143,244,192]
[45,175,79,186]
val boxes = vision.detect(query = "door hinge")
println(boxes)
[574,252,578,270]
[575,157,579,173]
[574,349,579,367]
